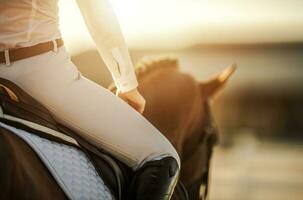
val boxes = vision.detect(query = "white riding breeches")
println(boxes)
[0,47,180,170]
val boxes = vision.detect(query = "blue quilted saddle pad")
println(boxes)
[0,121,115,200]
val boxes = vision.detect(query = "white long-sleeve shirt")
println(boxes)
[0,0,138,92]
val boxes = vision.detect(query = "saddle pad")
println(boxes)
[0,122,114,200]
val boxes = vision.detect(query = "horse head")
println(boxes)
[181,64,236,199]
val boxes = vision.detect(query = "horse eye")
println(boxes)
[200,125,219,145]
[199,130,207,143]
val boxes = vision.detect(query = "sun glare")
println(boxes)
[59,0,303,52]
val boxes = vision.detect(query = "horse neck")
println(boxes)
[139,68,203,154]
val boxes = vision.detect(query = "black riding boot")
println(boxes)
[127,156,179,200]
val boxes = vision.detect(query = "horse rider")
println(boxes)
[0,0,180,199]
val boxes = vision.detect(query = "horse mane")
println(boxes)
[108,56,180,92]
[135,56,180,80]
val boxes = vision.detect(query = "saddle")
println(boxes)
[0,78,188,200]
[0,78,132,200]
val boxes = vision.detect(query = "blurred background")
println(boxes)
[58,1,303,199]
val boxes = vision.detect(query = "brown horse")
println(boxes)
[110,57,236,199]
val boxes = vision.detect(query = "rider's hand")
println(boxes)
[116,88,146,114]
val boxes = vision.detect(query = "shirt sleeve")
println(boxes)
[75,0,138,92]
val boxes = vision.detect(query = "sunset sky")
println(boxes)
[59,0,303,53]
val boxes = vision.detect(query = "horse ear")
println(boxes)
[200,63,237,98]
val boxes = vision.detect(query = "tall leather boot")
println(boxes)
[127,156,179,200]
